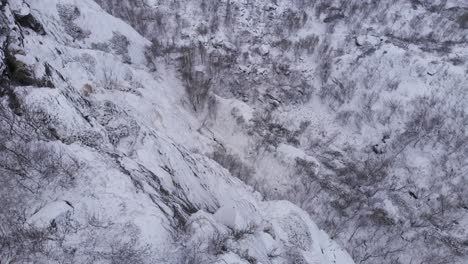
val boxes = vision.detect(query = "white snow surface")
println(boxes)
[3,0,355,263]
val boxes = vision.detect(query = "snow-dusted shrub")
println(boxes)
[274,78,314,105]
[211,147,254,183]
[385,78,400,91]
[0,103,81,187]
[376,99,402,125]
[224,0,234,28]
[63,130,104,148]
[284,247,308,264]
[177,240,207,264]
[272,61,291,76]
[400,95,445,146]
[317,59,332,84]
[91,42,111,52]
[56,4,90,40]
[110,32,129,55]
[457,12,468,28]
[294,34,320,55]
[0,134,80,190]
[82,83,94,97]
[106,123,135,145]
[230,222,258,240]
[110,31,131,63]
[319,78,357,110]
[335,110,354,126]
[206,231,230,256]
[175,230,230,264]
[283,9,308,33]
[145,39,177,68]
[187,69,212,111]
[101,66,118,90]
[75,53,97,75]
[272,38,293,53]
[208,2,221,33]
[0,103,83,262]
[100,236,150,264]
[73,220,152,264]
[0,218,51,263]
[360,91,379,122]
[208,48,238,75]
[196,23,209,36]
[314,2,332,18]
[179,45,213,111]
[368,208,395,225]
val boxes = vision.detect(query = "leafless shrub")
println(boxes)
[144,39,166,69]
[0,101,83,262]
[398,95,445,147]
[283,9,308,33]
[294,34,320,55]
[91,42,111,52]
[152,10,168,36]
[0,218,52,263]
[385,78,400,91]
[238,249,257,264]
[102,237,150,264]
[284,247,308,264]
[110,32,129,56]
[82,83,94,96]
[208,48,238,76]
[196,23,209,36]
[335,110,354,126]
[102,65,118,90]
[211,147,254,183]
[110,31,131,63]
[178,239,207,264]
[209,3,220,33]
[75,220,152,264]
[317,59,332,84]
[207,231,230,256]
[75,53,97,75]
[360,91,380,122]
[368,208,395,225]
[224,0,234,28]
[0,138,79,193]
[272,39,293,52]
[176,230,229,264]
[377,99,402,125]
[56,3,90,40]
[179,46,213,111]
[315,2,331,18]
[0,104,80,191]
[229,223,257,241]
[319,78,357,110]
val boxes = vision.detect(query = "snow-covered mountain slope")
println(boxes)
[92,0,468,263]
[0,0,355,263]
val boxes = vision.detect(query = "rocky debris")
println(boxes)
[13,8,46,35]
[4,50,54,87]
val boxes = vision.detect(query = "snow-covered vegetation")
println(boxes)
[0,0,354,263]
[1,0,467,263]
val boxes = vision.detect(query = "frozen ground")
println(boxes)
[0,0,356,263]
